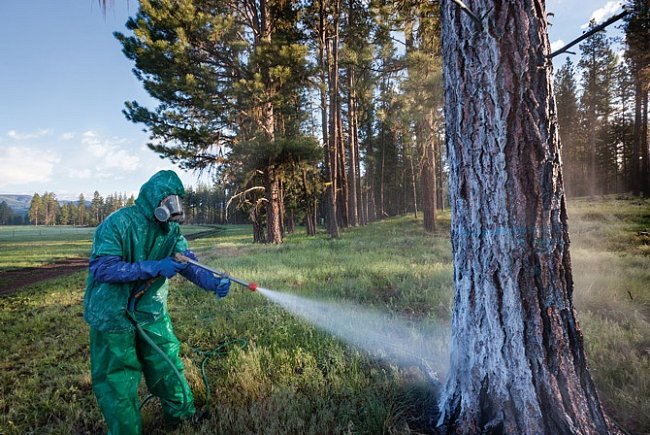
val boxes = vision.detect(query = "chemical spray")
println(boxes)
[175,254,449,380]
[256,286,449,381]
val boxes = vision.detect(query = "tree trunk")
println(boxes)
[264,166,282,244]
[354,109,364,225]
[256,0,282,244]
[286,208,295,234]
[326,0,341,238]
[250,205,266,244]
[337,94,349,227]
[348,47,360,226]
[421,134,437,232]
[642,87,649,195]
[279,178,285,236]
[588,51,597,198]
[409,153,418,219]
[439,2,612,433]
[437,136,445,211]
[632,74,643,196]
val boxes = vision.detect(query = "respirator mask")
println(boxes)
[154,195,185,223]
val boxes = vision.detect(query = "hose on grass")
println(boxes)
[192,338,248,407]
[135,334,248,411]
[127,280,247,412]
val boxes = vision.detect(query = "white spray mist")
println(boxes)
[256,287,450,381]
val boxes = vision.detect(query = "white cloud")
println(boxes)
[66,168,92,179]
[0,146,60,188]
[81,130,141,172]
[61,132,76,140]
[103,149,140,170]
[6,128,52,140]
[550,39,565,52]
[581,1,623,28]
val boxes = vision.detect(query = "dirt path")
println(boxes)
[0,227,225,297]
[0,257,89,297]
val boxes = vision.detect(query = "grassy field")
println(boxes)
[0,198,648,434]
[0,224,222,271]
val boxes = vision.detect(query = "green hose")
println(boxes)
[127,282,247,412]
[192,338,248,407]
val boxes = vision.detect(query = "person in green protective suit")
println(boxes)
[84,170,231,434]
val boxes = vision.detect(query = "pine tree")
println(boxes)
[59,202,70,225]
[401,0,442,232]
[554,58,583,196]
[91,191,104,225]
[28,193,42,226]
[116,0,312,244]
[78,193,86,226]
[624,0,650,195]
[0,201,13,225]
[578,22,618,196]
[439,1,610,432]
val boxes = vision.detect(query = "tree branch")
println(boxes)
[548,10,628,59]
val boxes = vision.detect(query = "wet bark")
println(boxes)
[439,1,612,433]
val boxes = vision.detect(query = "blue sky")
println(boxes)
[0,0,625,200]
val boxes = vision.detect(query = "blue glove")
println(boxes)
[91,255,187,283]
[156,257,187,278]
[214,278,231,299]
[178,250,231,299]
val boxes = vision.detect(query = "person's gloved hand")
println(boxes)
[157,257,187,278]
[214,278,231,299]
[181,250,198,262]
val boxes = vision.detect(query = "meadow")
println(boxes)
[0,198,648,434]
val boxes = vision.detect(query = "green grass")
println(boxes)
[0,199,648,434]
[566,197,650,432]
[0,224,224,271]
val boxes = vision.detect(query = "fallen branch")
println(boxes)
[225,186,266,220]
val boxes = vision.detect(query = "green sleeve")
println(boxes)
[173,234,189,254]
[91,219,124,259]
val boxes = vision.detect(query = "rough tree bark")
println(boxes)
[438,1,613,433]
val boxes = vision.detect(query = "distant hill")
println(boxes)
[0,195,32,216]
[0,194,89,217]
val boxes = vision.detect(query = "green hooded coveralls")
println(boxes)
[84,171,195,434]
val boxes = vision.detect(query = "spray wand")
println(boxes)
[174,253,258,292]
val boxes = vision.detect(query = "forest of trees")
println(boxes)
[8,1,649,241]
[555,11,650,197]
[113,0,648,245]
[115,0,447,243]
[23,191,135,226]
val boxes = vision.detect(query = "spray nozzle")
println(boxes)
[175,253,258,293]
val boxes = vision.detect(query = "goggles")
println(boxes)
[154,195,185,223]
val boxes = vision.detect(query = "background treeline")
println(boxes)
[23,192,135,226]
[555,9,650,197]
[14,186,246,227]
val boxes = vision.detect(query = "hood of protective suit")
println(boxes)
[84,169,189,333]
[135,170,185,219]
